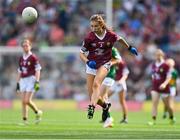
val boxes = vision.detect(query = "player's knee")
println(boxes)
[168,104,173,110]
[93,80,100,89]
[120,100,126,106]
[22,100,29,105]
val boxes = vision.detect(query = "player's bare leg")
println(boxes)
[162,96,175,124]
[86,74,95,119]
[148,91,160,125]
[162,99,168,119]
[91,66,108,106]
[87,66,108,119]
[97,98,111,116]
[119,90,128,123]
[98,86,113,128]
[86,74,95,99]
[108,90,113,97]
[26,92,42,124]
[168,96,175,115]
[21,92,42,124]
[99,85,112,122]
[26,92,39,112]
[87,75,105,110]
[168,96,175,124]
[19,92,29,125]
[86,75,111,119]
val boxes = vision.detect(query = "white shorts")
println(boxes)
[151,90,170,98]
[102,77,115,87]
[86,62,111,75]
[160,93,169,98]
[86,64,97,75]
[170,86,176,97]
[19,75,36,93]
[110,81,127,94]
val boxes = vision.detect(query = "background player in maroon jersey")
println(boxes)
[16,39,42,125]
[148,49,175,125]
[101,60,129,124]
[79,14,138,119]
[110,60,129,124]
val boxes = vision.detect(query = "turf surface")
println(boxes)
[0,109,180,139]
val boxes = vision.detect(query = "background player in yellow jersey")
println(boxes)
[162,58,178,120]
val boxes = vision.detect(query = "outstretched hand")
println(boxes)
[128,45,138,56]
[34,81,40,92]
[87,60,96,69]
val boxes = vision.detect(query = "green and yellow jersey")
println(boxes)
[169,69,178,87]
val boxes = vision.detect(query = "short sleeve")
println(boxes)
[110,31,118,42]
[17,57,22,73]
[33,55,41,71]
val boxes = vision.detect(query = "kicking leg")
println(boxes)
[87,66,108,119]
[162,99,168,119]
[21,92,29,124]
[99,85,111,122]
[91,66,108,106]
[26,92,42,124]
[86,74,95,119]
[163,96,175,124]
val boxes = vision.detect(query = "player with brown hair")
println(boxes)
[79,14,138,120]
[148,49,175,125]
[16,39,42,125]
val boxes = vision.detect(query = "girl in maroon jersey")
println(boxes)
[109,60,129,124]
[100,60,129,124]
[148,49,175,125]
[16,39,42,125]
[80,14,138,120]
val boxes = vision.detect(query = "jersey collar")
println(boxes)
[94,30,107,40]
[23,52,32,60]
[155,60,164,67]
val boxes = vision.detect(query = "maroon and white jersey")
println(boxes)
[151,61,170,93]
[18,52,41,78]
[115,61,129,81]
[80,30,118,68]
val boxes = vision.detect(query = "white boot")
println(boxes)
[103,117,114,128]
[35,110,43,124]
[18,120,29,126]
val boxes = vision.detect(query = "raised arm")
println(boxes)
[117,36,138,56]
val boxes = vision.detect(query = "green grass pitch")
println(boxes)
[0,109,180,139]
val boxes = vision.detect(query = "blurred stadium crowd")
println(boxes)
[0,0,180,101]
